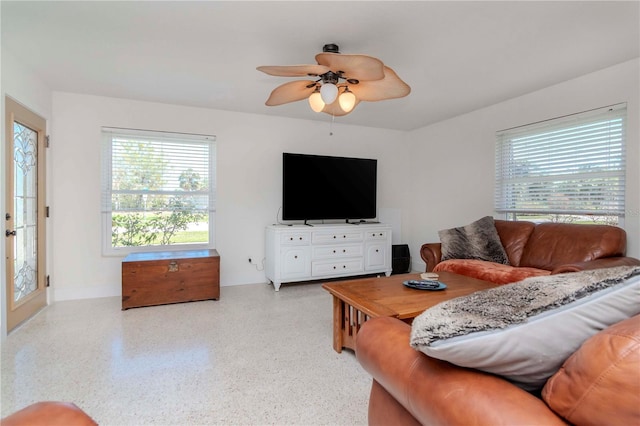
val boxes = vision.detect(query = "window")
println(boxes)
[495,104,626,225]
[101,127,216,254]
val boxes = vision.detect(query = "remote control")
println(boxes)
[407,280,441,289]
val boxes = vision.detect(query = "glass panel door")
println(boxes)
[4,97,47,332]
[13,122,39,303]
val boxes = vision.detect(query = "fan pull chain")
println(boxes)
[329,114,335,136]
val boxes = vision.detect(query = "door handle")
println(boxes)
[5,230,16,237]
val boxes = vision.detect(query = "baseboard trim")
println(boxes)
[53,284,120,302]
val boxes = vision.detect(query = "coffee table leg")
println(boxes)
[331,296,369,353]
[332,296,343,353]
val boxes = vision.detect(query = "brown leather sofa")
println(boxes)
[421,220,640,284]
[356,315,640,426]
[1,401,96,426]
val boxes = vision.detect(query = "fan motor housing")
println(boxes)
[323,44,340,54]
[322,71,340,85]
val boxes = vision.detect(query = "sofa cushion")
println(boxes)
[494,220,535,266]
[410,266,640,391]
[519,222,627,271]
[433,259,550,284]
[439,216,509,265]
[542,314,640,426]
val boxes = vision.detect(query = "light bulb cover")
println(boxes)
[320,83,338,105]
[308,91,325,113]
[338,89,356,113]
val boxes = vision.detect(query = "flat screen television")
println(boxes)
[282,153,377,222]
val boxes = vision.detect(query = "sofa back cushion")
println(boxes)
[542,314,640,426]
[519,223,626,271]
[494,220,535,266]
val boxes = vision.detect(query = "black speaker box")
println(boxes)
[391,244,411,275]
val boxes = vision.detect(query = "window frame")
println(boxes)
[101,127,216,256]
[495,103,626,225]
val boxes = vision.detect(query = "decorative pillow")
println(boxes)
[410,266,640,391]
[439,216,509,265]
[542,314,640,425]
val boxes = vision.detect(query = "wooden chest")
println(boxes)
[122,249,220,310]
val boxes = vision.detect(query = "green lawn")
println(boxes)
[172,230,208,244]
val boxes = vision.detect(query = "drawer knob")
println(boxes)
[294,255,298,259]
[342,249,346,253]
[333,266,336,269]
[343,265,346,268]
[376,249,379,253]
[333,235,336,239]
[299,237,302,240]
[343,235,346,238]
[290,237,293,240]
[168,261,179,272]
[333,250,336,253]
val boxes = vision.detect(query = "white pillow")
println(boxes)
[410,266,640,391]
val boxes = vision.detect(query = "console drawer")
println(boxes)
[280,232,311,245]
[312,230,364,244]
[366,230,389,240]
[312,258,364,277]
[312,244,363,259]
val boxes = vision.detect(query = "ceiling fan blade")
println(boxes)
[257,65,330,77]
[348,66,411,101]
[321,98,361,117]
[264,80,317,106]
[315,53,385,81]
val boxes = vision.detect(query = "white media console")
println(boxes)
[265,223,392,291]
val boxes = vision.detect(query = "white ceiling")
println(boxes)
[2,1,638,131]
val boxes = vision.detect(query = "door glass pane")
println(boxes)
[13,122,38,302]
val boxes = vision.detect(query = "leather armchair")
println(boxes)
[357,314,640,425]
[356,317,567,425]
[1,402,96,426]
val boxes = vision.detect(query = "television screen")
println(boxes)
[282,153,377,221]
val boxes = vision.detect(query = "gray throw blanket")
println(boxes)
[411,265,640,346]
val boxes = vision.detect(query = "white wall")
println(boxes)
[4,51,638,306]
[1,47,53,339]
[406,59,640,271]
[50,93,409,300]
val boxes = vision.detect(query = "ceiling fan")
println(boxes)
[257,44,411,116]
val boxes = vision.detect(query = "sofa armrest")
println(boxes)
[1,402,97,426]
[356,317,567,426]
[420,243,442,272]
[551,256,640,274]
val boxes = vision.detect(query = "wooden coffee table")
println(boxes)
[322,271,500,353]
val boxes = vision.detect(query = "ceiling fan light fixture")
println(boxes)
[257,44,411,117]
[320,83,338,105]
[308,88,325,112]
[338,87,356,113]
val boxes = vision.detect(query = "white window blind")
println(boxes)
[101,127,216,252]
[495,104,626,217]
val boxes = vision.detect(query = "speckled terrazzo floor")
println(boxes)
[1,282,371,425]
